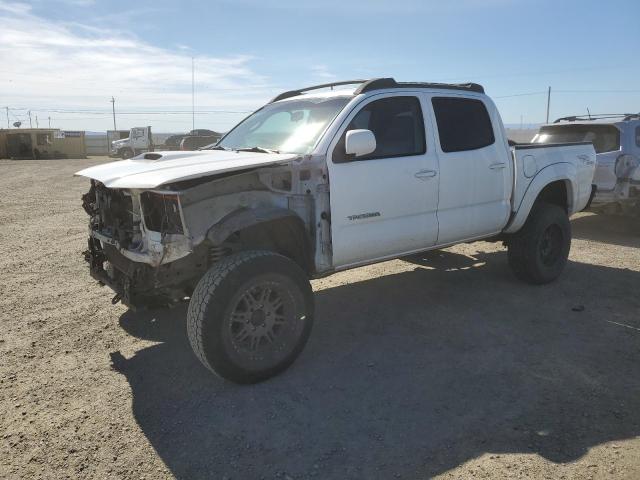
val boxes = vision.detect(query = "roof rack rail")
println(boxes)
[269,77,485,103]
[554,113,640,123]
[269,80,368,103]
[354,78,485,94]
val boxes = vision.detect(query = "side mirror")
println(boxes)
[345,129,376,158]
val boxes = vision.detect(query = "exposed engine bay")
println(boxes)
[81,180,209,308]
[80,163,326,309]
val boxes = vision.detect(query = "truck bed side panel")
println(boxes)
[504,143,595,234]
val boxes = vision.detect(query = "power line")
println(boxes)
[7,108,252,115]
[439,64,633,83]
[554,89,640,93]
[493,91,547,99]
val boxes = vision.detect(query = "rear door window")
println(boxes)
[431,97,495,153]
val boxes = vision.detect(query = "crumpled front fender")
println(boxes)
[206,207,302,245]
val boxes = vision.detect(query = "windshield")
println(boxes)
[533,124,621,154]
[215,96,350,154]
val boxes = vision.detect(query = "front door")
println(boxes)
[327,94,440,268]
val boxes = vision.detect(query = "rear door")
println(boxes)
[327,93,440,267]
[429,95,512,244]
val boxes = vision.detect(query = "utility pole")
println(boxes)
[48,116,51,128]
[28,110,32,128]
[545,86,551,123]
[5,107,9,128]
[35,116,39,128]
[111,96,117,131]
[191,56,195,131]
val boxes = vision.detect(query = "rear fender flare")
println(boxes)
[504,164,576,234]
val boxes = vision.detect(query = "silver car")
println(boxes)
[533,114,640,215]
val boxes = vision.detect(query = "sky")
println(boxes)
[1,0,639,133]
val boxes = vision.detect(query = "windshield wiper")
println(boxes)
[208,145,229,151]
[235,146,280,154]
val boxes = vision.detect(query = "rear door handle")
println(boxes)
[415,169,437,180]
[489,162,506,170]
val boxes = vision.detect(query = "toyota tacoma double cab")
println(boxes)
[532,113,640,215]
[77,78,596,383]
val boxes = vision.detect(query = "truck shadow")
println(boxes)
[571,212,640,248]
[113,251,640,479]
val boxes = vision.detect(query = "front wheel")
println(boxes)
[507,202,571,284]
[187,251,314,384]
[121,148,134,159]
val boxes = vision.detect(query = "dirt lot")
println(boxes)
[1,157,639,480]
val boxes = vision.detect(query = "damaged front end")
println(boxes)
[81,181,208,309]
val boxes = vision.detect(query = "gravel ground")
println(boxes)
[1,157,639,480]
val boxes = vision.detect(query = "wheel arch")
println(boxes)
[504,166,576,234]
[206,207,314,275]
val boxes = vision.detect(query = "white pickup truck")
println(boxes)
[110,126,154,159]
[76,78,596,383]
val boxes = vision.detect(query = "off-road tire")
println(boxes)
[507,202,571,284]
[187,250,314,384]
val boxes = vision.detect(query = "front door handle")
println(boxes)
[489,162,507,170]
[415,169,437,180]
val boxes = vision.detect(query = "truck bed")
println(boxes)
[505,141,596,233]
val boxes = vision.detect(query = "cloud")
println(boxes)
[0,1,276,131]
[310,65,337,81]
[0,1,30,14]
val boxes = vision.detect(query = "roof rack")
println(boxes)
[354,78,485,95]
[554,113,640,123]
[269,77,485,103]
[269,80,368,103]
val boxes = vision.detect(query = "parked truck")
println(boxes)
[110,126,153,159]
[76,78,596,383]
[532,114,640,215]
[179,130,222,151]
[163,129,221,151]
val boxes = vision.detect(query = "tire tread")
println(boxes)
[507,202,571,285]
[187,250,274,375]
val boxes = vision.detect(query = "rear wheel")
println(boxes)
[507,202,571,284]
[187,251,314,384]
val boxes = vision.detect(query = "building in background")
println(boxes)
[0,128,86,159]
